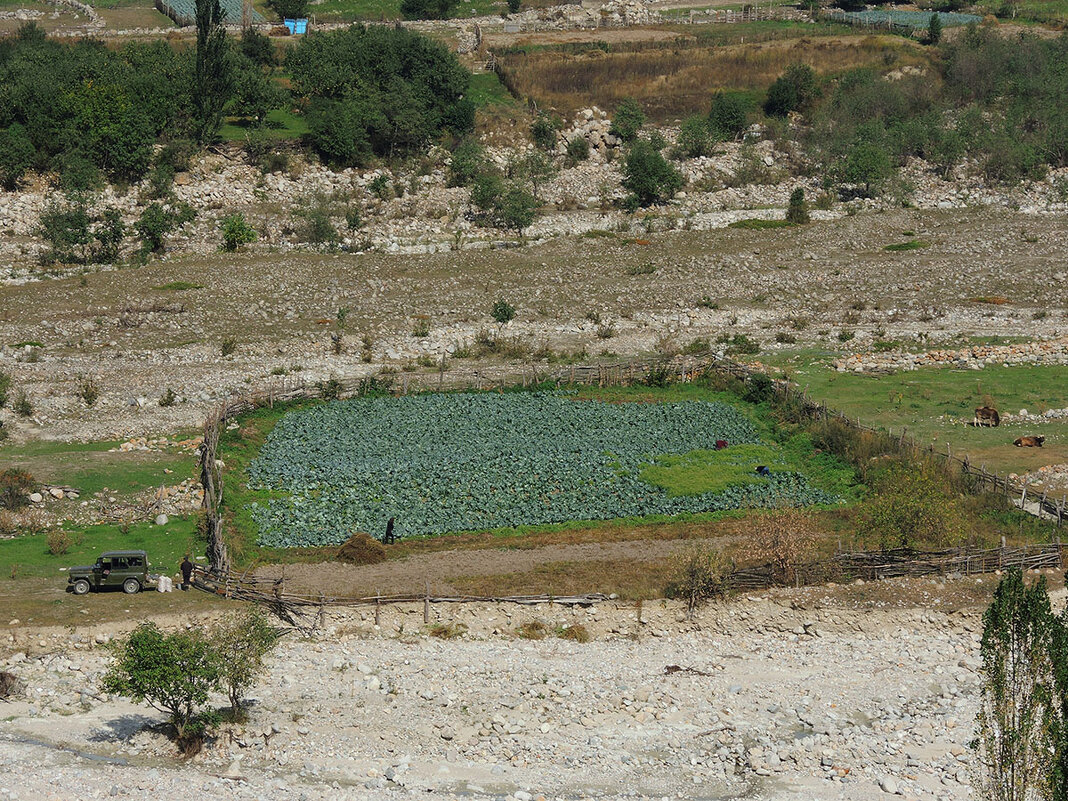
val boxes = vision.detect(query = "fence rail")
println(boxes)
[195,351,1067,581]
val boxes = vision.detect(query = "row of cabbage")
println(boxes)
[827,9,980,27]
[246,392,837,546]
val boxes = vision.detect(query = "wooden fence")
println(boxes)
[195,351,1066,582]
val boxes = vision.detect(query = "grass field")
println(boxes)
[300,0,501,22]
[219,108,311,143]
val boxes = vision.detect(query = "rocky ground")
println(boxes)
[0,576,1014,801]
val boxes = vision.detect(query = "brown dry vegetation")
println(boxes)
[496,34,929,120]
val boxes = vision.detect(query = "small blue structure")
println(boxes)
[283,17,308,34]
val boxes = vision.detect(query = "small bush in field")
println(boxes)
[0,469,35,511]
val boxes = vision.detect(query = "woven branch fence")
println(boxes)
[195,351,1067,596]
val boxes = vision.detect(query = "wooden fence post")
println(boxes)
[424,580,430,623]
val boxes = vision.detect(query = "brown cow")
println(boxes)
[1014,435,1045,447]
[974,407,1000,427]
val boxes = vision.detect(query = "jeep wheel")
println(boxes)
[122,578,141,594]
[72,578,90,595]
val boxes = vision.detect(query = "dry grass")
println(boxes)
[515,620,549,639]
[556,623,591,642]
[426,621,467,639]
[496,35,928,121]
[336,532,387,565]
[450,557,676,600]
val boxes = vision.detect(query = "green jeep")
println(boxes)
[68,550,150,595]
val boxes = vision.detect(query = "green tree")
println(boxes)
[531,114,557,150]
[240,28,276,67]
[491,298,516,328]
[621,137,683,208]
[266,0,307,20]
[220,213,257,251]
[493,184,538,236]
[610,97,645,144]
[973,569,1057,801]
[228,51,284,125]
[786,187,809,224]
[862,463,966,550]
[400,0,456,19]
[507,0,520,12]
[515,149,556,202]
[136,202,195,254]
[447,137,484,188]
[565,135,589,166]
[764,63,818,117]
[37,196,91,264]
[708,92,749,140]
[101,623,221,745]
[0,124,36,191]
[926,12,943,45]
[470,170,504,211]
[675,115,713,158]
[0,371,10,408]
[93,208,126,264]
[193,0,232,144]
[842,141,893,196]
[211,610,280,716]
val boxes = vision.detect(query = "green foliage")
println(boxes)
[675,115,714,159]
[211,609,281,714]
[507,0,520,12]
[287,26,472,165]
[565,135,590,166]
[0,124,35,191]
[470,171,504,211]
[266,0,308,20]
[974,569,1057,801]
[640,443,780,496]
[246,392,835,546]
[764,63,818,117]
[531,113,557,150]
[785,187,809,224]
[926,12,943,44]
[622,137,683,208]
[101,623,221,741]
[13,390,33,418]
[495,184,538,234]
[842,141,893,195]
[610,97,645,144]
[228,50,285,125]
[400,0,456,19]
[707,91,749,140]
[240,29,276,68]
[491,298,516,326]
[862,463,966,550]
[220,213,257,251]
[743,372,775,404]
[136,202,194,254]
[447,137,484,188]
[728,218,793,230]
[514,149,556,202]
[0,469,35,511]
[94,208,126,264]
[0,371,10,408]
[192,0,232,144]
[295,201,340,248]
[37,196,91,264]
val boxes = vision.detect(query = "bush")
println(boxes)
[622,138,683,208]
[516,621,549,640]
[220,213,257,252]
[0,469,35,511]
[79,377,100,407]
[841,142,893,196]
[492,298,516,326]
[266,0,307,19]
[764,63,818,117]
[556,624,590,642]
[785,187,810,224]
[0,371,11,408]
[220,337,237,357]
[101,623,222,750]
[675,115,713,159]
[667,543,731,617]
[297,207,339,248]
[531,114,557,150]
[46,529,73,556]
[610,97,645,144]
[12,391,33,418]
[136,202,195,255]
[400,0,456,18]
[565,136,590,166]
[211,609,280,715]
[862,462,967,550]
[493,185,538,235]
[749,509,819,585]
[241,28,276,67]
[0,124,36,191]
[470,171,504,211]
[336,531,387,564]
[37,197,91,265]
[742,373,775,404]
[708,92,749,140]
[447,138,484,188]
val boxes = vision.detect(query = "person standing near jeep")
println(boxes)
[180,556,194,590]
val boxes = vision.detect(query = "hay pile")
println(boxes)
[336,532,387,565]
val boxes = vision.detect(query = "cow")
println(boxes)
[1014,435,1045,447]
[974,407,1000,427]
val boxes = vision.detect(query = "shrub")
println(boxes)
[0,124,36,191]
[492,299,516,327]
[101,623,222,751]
[427,622,467,638]
[841,142,893,196]
[37,197,91,264]
[345,207,362,230]
[565,136,590,166]
[862,463,967,550]
[0,470,35,511]
[0,371,10,408]
[926,13,943,45]
[742,373,775,404]
[531,114,557,150]
[13,391,33,418]
[610,97,645,144]
[93,209,126,264]
[400,0,456,18]
[240,28,276,67]
[211,609,281,716]
[336,532,387,564]
[622,138,683,208]
[493,184,538,235]
[136,202,195,255]
[470,171,504,211]
[159,388,177,407]
[708,92,749,140]
[764,63,818,118]
[297,207,339,248]
[785,188,809,224]
[749,509,819,585]
[266,0,307,19]
[79,377,100,407]
[667,543,731,617]
[556,624,590,642]
[220,338,237,357]
[47,529,73,556]
[447,137,484,188]
[675,115,713,159]
[516,620,548,640]
[220,213,257,252]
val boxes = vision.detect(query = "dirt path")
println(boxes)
[257,537,700,596]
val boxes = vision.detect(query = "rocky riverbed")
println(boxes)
[0,581,1005,801]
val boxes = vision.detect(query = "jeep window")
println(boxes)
[113,557,128,569]
[129,557,144,568]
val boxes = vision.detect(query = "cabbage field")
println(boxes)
[246,392,837,546]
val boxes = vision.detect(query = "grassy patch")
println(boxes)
[968,296,1010,305]
[219,108,310,142]
[728,218,794,230]
[883,239,927,251]
[468,71,517,109]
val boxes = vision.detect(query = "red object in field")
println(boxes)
[715,440,728,450]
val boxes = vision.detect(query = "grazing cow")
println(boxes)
[1014,435,1045,447]
[974,407,1000,427]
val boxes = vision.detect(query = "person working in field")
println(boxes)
[384,517,396,545]
[180,556,194,590]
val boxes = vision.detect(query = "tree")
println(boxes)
[37,196,91,264]
[470,170,504,211]
[228,52,284,126]
[507,0,520,12]
[240,28,276,67]
[863,463,966,550]
[750,509,819,585]
[493,185,538,236]
[927,12,943,45]
[708,92,748,140]
[842,141,893,196]
[447,137,484,188]
[675,115,713,159]
[136,202,195,254]
[668,543,731,618]
[102,623,221,748]
[93,208,126,264]
[515,149,556,202]
[531,114,557,150]
[973,569,1057,801]
[220,213,257,251]
[786,187,809,224]
[610,97,645,144]
[266,0,307,20]
[193,0,232,144]
[212,610,280,716]
[0,469,35,511]
[400,0,456,19]
[764,63,818,117]
[0,124,36,191]
[621,137,683,208]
